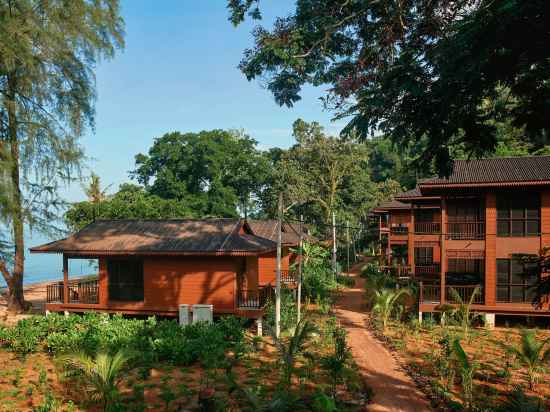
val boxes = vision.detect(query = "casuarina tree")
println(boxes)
[0,0,124,311]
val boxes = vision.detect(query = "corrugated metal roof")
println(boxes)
[374,199,411,211]
[247,220,302,245]
[30,219,276,255]
[421,156,550,186]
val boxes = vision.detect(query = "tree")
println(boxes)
[500,329,550,390]
[65,184,194,232]
[452,338,478,409]
[372,288,410,332]
[61,349,132,412]
[228,0,549,174]
[0,0,124,311]
[131,130,271,218]
[271,119,376,229]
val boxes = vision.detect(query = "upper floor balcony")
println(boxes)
[390,224,409,235]
[446,221,485,240]
[414,222,441,234]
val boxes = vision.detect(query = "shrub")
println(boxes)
[265,287,298,332]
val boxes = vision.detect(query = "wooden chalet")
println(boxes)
[371,155,550,322]
[31,219,303,318]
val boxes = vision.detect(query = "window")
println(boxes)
[415,210,434,223]
[447,199,484,222]
[447,259,484,274]
[108,259,144,301]
[496,258,538,303]
[497,194,540,237]
[415,247,433,265]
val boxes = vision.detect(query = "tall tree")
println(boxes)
[228,0,550,173]
[270,119,376,230]
[0,0,124,311]
[131,130,271,218]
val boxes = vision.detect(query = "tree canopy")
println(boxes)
[0,0,124,311]
[131,130,270,218]
[228,0,550,174]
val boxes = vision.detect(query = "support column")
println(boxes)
[63,255,69,304]
[418,311,423,324]
[485,193,497,306]
[256,316,263,337]
[408,207,415,276]
[485,313,495,329]
[440,198,447,304]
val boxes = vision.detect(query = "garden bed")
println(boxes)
[369,317,550,411]
[0,309,372,411]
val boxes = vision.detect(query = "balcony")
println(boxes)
[446,221,485,240]
[381,265,411,278]
[415,264,441,276]
[419,282,484,305]
[237,285,273,310]
[46,278,99,304]
[415,222,441,234]
[390,225,409,235]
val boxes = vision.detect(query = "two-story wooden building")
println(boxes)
[31,218,303,318]
[372,155,550,323]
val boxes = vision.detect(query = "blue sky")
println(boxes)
[22,1,345,283]
[67,0,343,202]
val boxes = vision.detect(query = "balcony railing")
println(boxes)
[237,285,273,310]
[446,221,485,240]
[415,222,441,234]
[390,225,409,235]
[46,278,99,304]
[446,285,484,305]
[419,282,484,305]
[381,265,411,278]
[415,264,441,276]
[280,270,296,284]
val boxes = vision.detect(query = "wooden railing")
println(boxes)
[419,282,484,305]
[280,270,296,284]
[446,222,485,240]
[237,285,273,310]
[446,285,484,304]
[390,225,408,235]
[419,282,440,303]
[415,222,441,234]
[46,279,99,304]
[415,264,440,276]
[381,265,411,278]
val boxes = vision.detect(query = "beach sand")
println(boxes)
[0,281,48,326]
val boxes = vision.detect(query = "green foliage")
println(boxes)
[271,317,317,390]
[65,183,195,231]
[320,326,352,398]
[496,385,544,412]
[61,349,132,412]
[500,329,550,390]
[452,338,478,409]
[300,242,336,302]
[265,288,297,333]
[372,288,410,332]
[229,0,550,172]
[0,0,124,311]
[447,286,482,340]
[131,129,271,218]
[0,313,247,368]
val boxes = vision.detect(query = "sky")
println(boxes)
[64,0,344,202]
[21,0,346,284]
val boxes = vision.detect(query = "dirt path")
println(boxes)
[334,263,432,412]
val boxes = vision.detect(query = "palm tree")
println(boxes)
[82,173,111,220]
[501,329,550,390]
[61,349,132,411]
[448,285,481,339]
[271,317,317,389]
[372,288,410,332]
[452,338,477,409]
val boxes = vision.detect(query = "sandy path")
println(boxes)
[0,282,48,325]
[334,264,432,412]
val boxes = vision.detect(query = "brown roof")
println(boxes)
[247,220,302,245]
[30,219,276,256]
[420,156,550,188]
[395,187,422,199]
[372,199,411,212]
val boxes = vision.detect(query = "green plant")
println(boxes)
[500,329,550,390]
[159,377,177,411]
[271,317,317,390]
[447,286,481,340]
[310,391,337,412]
[265,288,298,332]
[495,385,544,412]
[452,338,478,409]
[320,326,352,398]
[61,349,133,412]
[372,288,411,332]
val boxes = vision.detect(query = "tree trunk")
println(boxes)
[4,72,27,313]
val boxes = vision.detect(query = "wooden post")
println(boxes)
[297,215,303,324]
[63,255,69,304]
[332,211,337,280]
[275,193,283,338]
[441,197,447,304]
[346,220,350,273]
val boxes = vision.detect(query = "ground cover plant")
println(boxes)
[0,306,371,411]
